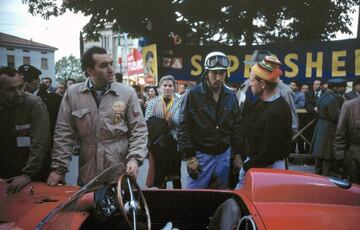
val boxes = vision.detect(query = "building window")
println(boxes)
[7,55,15,68]
[7,48,14,51]
[23,49,30,53]
[23,56,30,65]
[41,51,47,54]
[41,58,48,70]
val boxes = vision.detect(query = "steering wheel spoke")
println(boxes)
[117,175,151,230]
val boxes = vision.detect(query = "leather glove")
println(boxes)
[186,156,201,180]
[233,154,243,173]
[6,175,31,194]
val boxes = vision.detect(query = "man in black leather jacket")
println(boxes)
[177,51,242,189]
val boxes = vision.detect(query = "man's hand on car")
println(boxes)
[126,159,139,178]
[6,175,31,194]
[47,171,65,186]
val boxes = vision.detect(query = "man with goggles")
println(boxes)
[177,51,242,189]
[204,52,230,70]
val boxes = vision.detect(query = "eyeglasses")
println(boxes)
[205,55,230,69]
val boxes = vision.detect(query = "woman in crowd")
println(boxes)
[145,75,182,188]
[145,86,158,108]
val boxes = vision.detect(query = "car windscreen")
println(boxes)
[35,163,126,230]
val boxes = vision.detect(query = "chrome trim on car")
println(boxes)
[237,215,257,230]
[328,177,351,189]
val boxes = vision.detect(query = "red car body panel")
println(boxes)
[0,169,359,229]
[0,182,81,229]
[235,169,360,230]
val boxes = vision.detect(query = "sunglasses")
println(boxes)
[205,55,230,69]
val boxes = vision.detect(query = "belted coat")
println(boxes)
[51,79,148,185]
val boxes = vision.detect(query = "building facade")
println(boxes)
[0,32,57,82]
[83,23,139,82]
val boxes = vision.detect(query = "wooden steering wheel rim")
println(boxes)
[116,174,151,230]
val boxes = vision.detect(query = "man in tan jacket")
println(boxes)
[47,47,148,186]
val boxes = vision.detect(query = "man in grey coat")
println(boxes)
[334,96,360,184]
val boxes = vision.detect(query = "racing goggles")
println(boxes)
[205,55,230,70]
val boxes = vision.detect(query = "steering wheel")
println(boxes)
[116,175,151,230]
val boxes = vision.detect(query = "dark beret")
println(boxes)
[327,78,347,87]
[18,64,42,82]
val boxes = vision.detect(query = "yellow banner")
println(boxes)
[142,44,158,86]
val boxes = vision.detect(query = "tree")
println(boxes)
[23,0,359,45]
[55,55,84,83]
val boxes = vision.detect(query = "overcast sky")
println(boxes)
[0,0,89,61]
[0,0,358,62]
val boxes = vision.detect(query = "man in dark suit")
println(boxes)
[305,79,325,114]
[345,77,360,100]
[18,65,61,136]
[311,78,346,176]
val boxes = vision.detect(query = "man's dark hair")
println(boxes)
[43,77,52,83]
[115,73,123,83]
[0,67,20,88]
[81,46,107,77]
[65,78,76,90]
[132,84,141,93]
[291,80,301,87]
[301,83,310,89]
[314,78,323,85]
[353,77,360,87]
[66,78,76,84]
[0,66,19,78]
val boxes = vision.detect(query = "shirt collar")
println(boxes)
[33,88,39,96]
[264,91,281,102]
[200,82,230,97]
[80,78,122,96]
[88,79,110,92]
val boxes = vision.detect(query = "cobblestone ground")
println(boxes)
[66,155,315,188]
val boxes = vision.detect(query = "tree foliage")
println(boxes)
[23,0,359,45]
[55,55,84,83]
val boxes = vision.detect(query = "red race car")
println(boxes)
[1,164,359,230]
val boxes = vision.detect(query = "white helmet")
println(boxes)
[204,51,230,71]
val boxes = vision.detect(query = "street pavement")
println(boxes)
[65,155,315,188]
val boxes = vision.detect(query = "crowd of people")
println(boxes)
[0,46,359,195]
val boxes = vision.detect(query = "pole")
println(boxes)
[79,31,84,58]
[124,33,129,85]
[357,5,360,38]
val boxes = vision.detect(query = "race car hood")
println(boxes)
[0,182,79,229]
[241,169,360,230]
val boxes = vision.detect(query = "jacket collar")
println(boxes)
[199,81,231,97]
[79,78,122,96]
